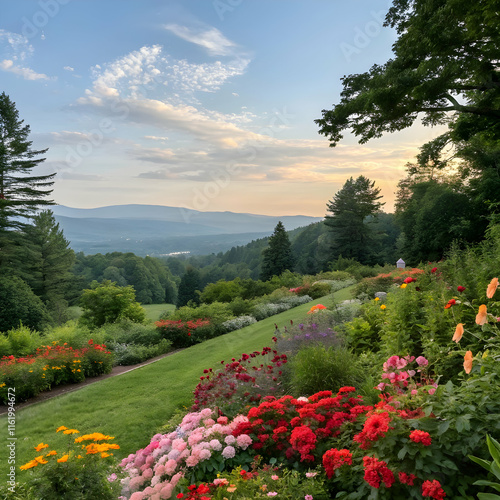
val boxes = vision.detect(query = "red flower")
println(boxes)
[444,299,456,309]
[457,286,466,293]
[398,471,417,485]
[289,425,317,461]
[409,430,432,446]
[422,479,446,499]
[354,412,391,449]
[431,267,438,273]
[404,277,416,284]
[363,456,395,488]
[323,448,353,478]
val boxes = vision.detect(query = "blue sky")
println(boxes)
[1,0,444,216]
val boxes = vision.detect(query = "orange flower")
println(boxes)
[63,429,79,435]
[452,323,464,343]
[34,443,49,452]
[463,351,473,374]
[57,454,69,463]
[46,450,57,457]
[487,277,499,299]
[476,304,488,325]
[56,426,68,433]
[307,304,327,314]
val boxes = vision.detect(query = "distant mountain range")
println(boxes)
[51,205,323,256]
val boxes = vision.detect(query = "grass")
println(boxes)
[0,286,354,478]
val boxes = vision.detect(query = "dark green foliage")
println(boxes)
[325,176,385,264]
[176,266,201,307]
[79,280,146,329]
[0,276,50,332]
[261,221,295,281]
[315,0,500,147]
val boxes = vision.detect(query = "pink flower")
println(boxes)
[305,496,313,500]
[267,493,278,497]
[416,356,428,366]
[428,388,436,395]
[271,475,279,480]
[306,472,317,478]
[236,434,252,449]
[224,435,236,445]
[222,446,236,459]
[396,358,407,369]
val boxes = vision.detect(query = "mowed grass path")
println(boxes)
[0,288,353,478]
[68,303,176,322]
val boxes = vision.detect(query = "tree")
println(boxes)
[20,210,75,318]
[0,276,50,332]
[79,280,146,329]
[0,92,55,274]
[261,221,295,281]
[315,0,500,147]
[325,176,385,264]
[176,266,201,308]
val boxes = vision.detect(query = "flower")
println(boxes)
[221,445,236,459]
[463,351,473,374]
[305,496,313,500]
[271,475,279,480]
[307,304,327,314]
[56,426,68,433]
[422,479,446,499]
[267,493,278,497]
[380,305,387,310]
[323,448,353,478]
[409,430,432,446]
[416,356,428,366]
[57,454,69,463]
[431,267,438,273]
[487,277,499,299]
[400,283,407,289]
[363,456,395,488]
[34,443,49,451]
[374,297,380,301]
[457,286,466,293]
[452,323,464,343]
[404,277,416,284]
[476,304,488,325]
[444,299,456,309]
[398,471,417,485]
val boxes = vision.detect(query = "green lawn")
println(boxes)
[0,287,353,478]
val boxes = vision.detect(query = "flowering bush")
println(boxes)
[0,341,113,403]
[222,315,257,333]
[118,409,255,499]
[155,319,212,348]
[19,426,120,499]
[192,346,287,418]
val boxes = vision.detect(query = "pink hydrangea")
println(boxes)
[236,434,252,449]
[416,356,428,366]
[225,435,236,445]
[222,445,236,458]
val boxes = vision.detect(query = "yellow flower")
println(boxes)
[20,460,39,470]
[400,283,407,289]
[374,297,380,301]
[46,450,57,457]
[100,452,111,458]
[57,454,69,463]
[0,383,6,388]
[380,304,387,310]
[34,455,48,465]
[464,351,473,374]
[63,429,79,435]
[56,426,68,433]
[475,304,488,325]
[487,277,499,299]
[34,443,49,452]
[452,323,464,343]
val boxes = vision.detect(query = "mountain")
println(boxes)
[51,205,323,256]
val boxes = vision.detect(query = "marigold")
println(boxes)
[487,277,499,299]
[452,323,464,343]
[380,305,387,310]
[463,351,473,374]
[476,304,488,325]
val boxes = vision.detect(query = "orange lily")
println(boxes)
[475,304,488,325]
[487,277,499,299]
[452,323,464,343]
[463,351,473,374]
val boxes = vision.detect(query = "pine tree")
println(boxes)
[177,266,201,307]
[325,176,384,264]
[261,221,295,281]
[0,92,55,273]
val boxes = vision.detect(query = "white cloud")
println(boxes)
[0,59,50,80]
[144,135,169,141]
[165,24,237,56]
[64,66,74,72]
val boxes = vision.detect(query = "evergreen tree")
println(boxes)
[20,210,75,322]
[325,176,384,264]
[261,221,295,281]
[0,92,55,273]
[177,266,201,307]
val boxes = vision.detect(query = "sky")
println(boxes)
[1,0,445,217]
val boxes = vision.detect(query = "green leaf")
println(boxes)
[438,420,450,435]
[474,480,500,492]
[469,455,493,472]
[487,435,500,466]
[478,493,500,500]
[397,446,409,460]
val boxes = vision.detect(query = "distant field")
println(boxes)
[67,303,176,322]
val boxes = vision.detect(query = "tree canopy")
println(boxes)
[325,176,385,264]
[315,0,500,147]
[261,221,295,281]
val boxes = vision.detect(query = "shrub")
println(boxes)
[288,345,364,396]
[308,282,333,299]
[19,426,120,500]
[80,340,114,378]
[5,325,41,357]
[222,315,257,332]
[155,319,212,348]
[98,320,163,346]
[110,339,172,366]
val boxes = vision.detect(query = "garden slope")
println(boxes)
[0,287,353,480]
